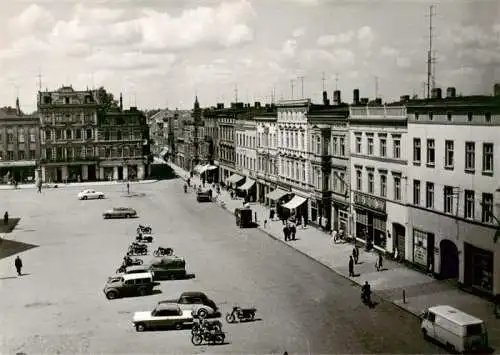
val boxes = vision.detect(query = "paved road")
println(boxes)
[0,180,446,354]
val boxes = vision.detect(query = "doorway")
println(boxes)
[393,223,406,259]
[88,165,96,181]
[440,239,459,279]
[56,168,62,182]
[118,166,123,180]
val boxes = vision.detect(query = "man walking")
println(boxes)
[283,224,290,241]
[290,223,296,240]
[376,253,384,271]
[126,182,130,195]
[3,211,8,226]
[352,246,359,264]
[348,256,355,277]
[15,256,22,276]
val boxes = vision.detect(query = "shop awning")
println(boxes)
[193,165,204,174]
[206,165,218,171]
[199,164,210,174]
[266,188,289,201]
[238,178,255,191]
[226,173,244,185]
[281,195,307,210]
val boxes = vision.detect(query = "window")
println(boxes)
[482,193,494,223]
[7,151,14,160]
[426,139,435,165]
[393,176,401,200]
[465,142,475,171]
[7,130,14,143]
[66,129,72,140]
[413,180,420,205]
[482,143,494,173]
[464,190,475,219]
[316,136,321,154]
[380,138,387,157]
[29,128,36,142]
[393,138,401,159]
[18,129,25,143]
[444,186,454,214]
[86,129,92,140]
[29,150,35,160]
[445,140,454,168]
[56,129,63,140]
[367,136,374,155]
[368,172,374,193]
[19,151,25,160]
[380,174,387,197]
[356,170,362,190]
[302,162,306,181]
[355,135,362,153]
[426,182,434,208]
[332,137,338,156]
[413,138,421,163]
[117,130,122,140]
[76,129,81,139]
[340,138,345,156]
[301,133,305,150]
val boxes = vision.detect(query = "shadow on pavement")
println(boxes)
[0,218,21,233]
[0,276,18,280]
[0,238,38,260]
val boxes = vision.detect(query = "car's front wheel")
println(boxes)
[82,196,88,200]
[98,195,104,199]
[106,291,118,300]
[138,287,148,296]
[135,323,146,332]
[174,323,183,330]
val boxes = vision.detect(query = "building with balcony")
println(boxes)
[275,99,311,222]
[349,95,408,255]
[307,90,350,232]
[0,99,41,183]
[38,86,99,182]
[255,108,278,203]
[403,86,500,296]
[234,111,257,199]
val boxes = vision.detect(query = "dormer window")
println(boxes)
[485,112,491,122]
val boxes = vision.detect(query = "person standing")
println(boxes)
[3,211,8,226]
[352,246,359,264]
[127,182,130,195]
[290,223,296,240]
[348,256,355,277]
[15,256,22,276]
[376,253,384,271]
[37,181,42,193]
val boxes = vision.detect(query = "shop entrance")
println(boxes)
[393,223,406,259]
[440,239,459,279]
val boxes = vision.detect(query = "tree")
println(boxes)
[96,86,114,108]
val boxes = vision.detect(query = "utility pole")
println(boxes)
[290,79,295,99]
[426,4,437,98]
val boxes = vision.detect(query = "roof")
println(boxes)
[123,272,153,280]
[155,303,180,311]
[429,305,483,325]
[181,291,207,297]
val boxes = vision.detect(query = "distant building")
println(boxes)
[0,99,41,183]
[255,108,278,203]
[234,111,257,199]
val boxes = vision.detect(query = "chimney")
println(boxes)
[333,90,341,105]
[15,97,21,115]
[431,88,442,99]
[119,93,123,111]
[254,101,261,108]
[353,89,360,105]
[322,91,328,105]
[400,95,410,102]
[494,83,500,96]
[374,98,382,105]
[217,103,224,109]
[360,98,369,105]
[446,87,456,98]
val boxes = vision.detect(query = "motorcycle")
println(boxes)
[361,288,372,306]
[128,242,148,256]
[153,247,173,257]
[225,306,256,323]
[191,328,225,346]
[116,257,143,273]
[136,232,153,243]
[137,224,152,234]
[191,315,223,335]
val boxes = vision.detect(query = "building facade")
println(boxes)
[276,99,311,221]
[405,87,500,296]
[349,103,408,255]
[234,112,257,199]
[255,110,278,203]
[0,101,41,183]
[38,86,99,182]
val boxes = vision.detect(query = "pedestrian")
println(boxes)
[3,211,8,226]
[264,219,268,228]
[349,256,354,277]
[376,253,384,271]
[290,223,296,240]
[269,208,275,221]
[283,225,289,241]
[187,178,191,187]
[126,182,130,195]
[15,256,22,276]
[353,246,360,264]
[37,181,42,193]
[208,189,213,200]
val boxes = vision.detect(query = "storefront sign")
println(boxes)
[353,192,386,213]
[414,245,427,267]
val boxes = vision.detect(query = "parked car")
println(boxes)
[110,265,153,280]
[158,291,218,318]
[132,303,193,332]
[149,256,187,280]
[103,207,137,219]
[78,189,105,200]
[103,272,159,300]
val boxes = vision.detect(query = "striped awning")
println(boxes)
[238,179,255,191]
[266,188,289,201]
[281,195,307,210]
[226,173,244,185]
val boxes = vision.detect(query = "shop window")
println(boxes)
[413,229,428,267]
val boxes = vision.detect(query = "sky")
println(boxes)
[0,0,499,113]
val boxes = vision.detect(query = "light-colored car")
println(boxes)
[159,291,218,318]
[78,189,105,200]
[133,303,193,332]
[103,207,137,219]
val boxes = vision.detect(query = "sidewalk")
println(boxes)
[0,179,158,190]
[170,163,500,350]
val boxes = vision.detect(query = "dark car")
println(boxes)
[103,207,137,219]
[103,272,159,300]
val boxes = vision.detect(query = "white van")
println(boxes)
[420,305,488,353]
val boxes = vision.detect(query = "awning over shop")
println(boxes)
[206,165,218,171]
[238,178,255,191]
[226,173,244,185]
[266,188,289,201]
[193,165,204,174]
[281,195,307,210]
[199,164,209,174]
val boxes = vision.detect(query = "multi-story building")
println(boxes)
[38,86,99,182]
[202,105,218,182]
[255,107,278,203]
[148,109,172,157]
[234,110,257,199]
[349,92,408,255]
[96,105,149,181]
[405,86,500,296]
[307,90,350,231]
[0,99,41,183]
[275,99,311,221]
[217,103,240,184]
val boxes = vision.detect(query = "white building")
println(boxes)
[405,87,500,296]
[349,104,408,255]
[234,115,257,199]
[255,111,278,203]
[275,99,311,221]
